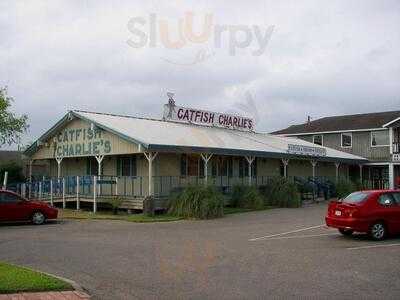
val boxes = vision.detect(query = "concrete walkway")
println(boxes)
[0,291,90,300]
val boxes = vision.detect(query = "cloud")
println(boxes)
[1,0,399,148]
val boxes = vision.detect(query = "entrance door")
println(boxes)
[370,166,388,189]
[395,165,400,189]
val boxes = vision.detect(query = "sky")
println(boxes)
[1,0,400,149]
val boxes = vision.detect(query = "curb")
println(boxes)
[42,271,90,296]
[6,263,90,298]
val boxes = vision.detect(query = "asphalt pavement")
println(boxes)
[1,204,399,300]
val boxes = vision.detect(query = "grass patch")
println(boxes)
[0,262,72,294]
[60,209,182,223]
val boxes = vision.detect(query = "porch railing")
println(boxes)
[10,175,346,201]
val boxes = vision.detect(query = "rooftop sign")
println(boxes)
[287,144,327,157]
[163,99,255,132]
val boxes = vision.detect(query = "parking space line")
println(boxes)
[249,224,325,241]
[347,243,400,250]
[263,233,340,240]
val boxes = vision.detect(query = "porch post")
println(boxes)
[93,175,97,213]
[28,160,33,199]
[143,152,158,196]
[62,177,66,209]
[56,157,63,179]
[335,162,340,182]
[95,155,104,176]
[200,153,213,185]
[50,179,53,206]
[389,163,394,189]
[76,176,80,210]
[359,164,363,183]
[28,160,33,183]
[311,160,318,179]
[38,181,42,200]
[2,171,8,190]
[389,127,393,155]
[282,159,290,179]
[245,156,255,186]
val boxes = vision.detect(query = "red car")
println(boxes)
[0,189,58,225]
[326,190,400,240]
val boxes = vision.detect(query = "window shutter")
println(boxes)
[116,157,121,176]
[180,154,187,176]
[86,158,90,175]
[252,158,257,177]
[211,160,217,176]
[132,156,137,177]
[239,159,244,177]
[199,158,204,177]
[228,158,233,177]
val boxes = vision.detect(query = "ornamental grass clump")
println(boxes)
[261,177,301,208]
[335,180,357,199]
[108,197,124,215]
[168,185,224,219]
[230,185,264,210]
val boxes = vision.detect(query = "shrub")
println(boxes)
[168,185,224,219]
[260,177,301,208]
[108,197,124,215]
[335,180,357,199]
[230,185,264,210]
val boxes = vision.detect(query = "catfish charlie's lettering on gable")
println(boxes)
[55,127,112,157]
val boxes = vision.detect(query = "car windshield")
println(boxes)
[342,192,371,204]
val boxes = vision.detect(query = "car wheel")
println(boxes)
[32,212,45,225]
[369,222,386,241]
[338,229,354,236]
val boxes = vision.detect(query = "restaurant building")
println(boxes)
[23,99,366,209]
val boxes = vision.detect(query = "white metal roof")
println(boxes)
[68,110,367,163]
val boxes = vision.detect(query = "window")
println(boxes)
[117,156,137,176]
[378,194,395,206]
[217,157,233,177]
[341,133,352,148]
[313,135,323,146]
[0,192,21,203]
[391,193,400,204]
[239,158,257,177]
[187,156,199,176]
[209,157,234,177]
[87,157,99,175]
[342,192,370,203]
[371,130,390,147]
[180,154,200,176]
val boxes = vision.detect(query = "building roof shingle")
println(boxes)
[272,110,400,135]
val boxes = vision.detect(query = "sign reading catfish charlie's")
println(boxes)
[54,127,112,157]
[287,144,327,157]
[163,100,255,131]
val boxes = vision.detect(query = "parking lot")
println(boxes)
[1,203,399,300]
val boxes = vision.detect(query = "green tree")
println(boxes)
[0,87,28,147]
